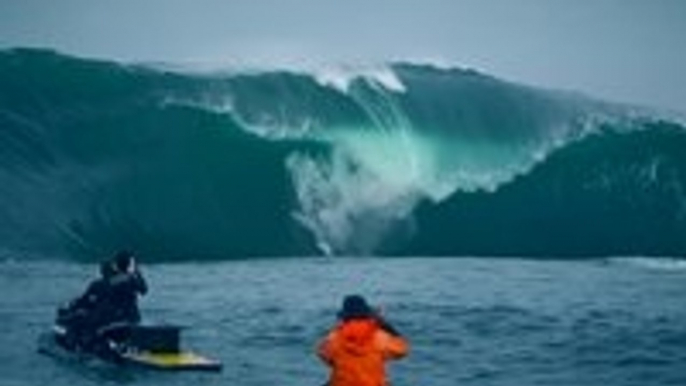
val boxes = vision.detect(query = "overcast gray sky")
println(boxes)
[1,0,685,114]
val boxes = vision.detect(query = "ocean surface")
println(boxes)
[1,48,686,385]
[1,256,685,386]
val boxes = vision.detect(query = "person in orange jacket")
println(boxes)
[317,295,409,386]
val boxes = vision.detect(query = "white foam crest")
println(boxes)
[609,257,686,272]
[313,64,406,94]
[287,147,421,255]
[159,87,323,141]
[141,58,408,97]
[159,93,235,115]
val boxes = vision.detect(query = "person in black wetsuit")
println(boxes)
[103,250,148,326]
[57,260,117,349]
[70,261,117,312]
[58,251,148,351]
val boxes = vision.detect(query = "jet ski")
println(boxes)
[38,306,222,372]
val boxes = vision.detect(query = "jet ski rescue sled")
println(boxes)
[38,324,222,372]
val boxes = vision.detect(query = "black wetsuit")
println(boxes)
[59,270,147,350]
[101,270,148,325]
[57,276,111,349]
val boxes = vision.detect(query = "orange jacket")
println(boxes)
[317,318,409,386]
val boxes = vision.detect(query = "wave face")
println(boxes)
[406,123,686,256]
[0,48,684,260]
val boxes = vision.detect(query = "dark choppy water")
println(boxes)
[1,257,685,386]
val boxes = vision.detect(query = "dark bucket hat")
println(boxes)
[338,295,374,320]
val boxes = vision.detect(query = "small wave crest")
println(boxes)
[608,257,686,272]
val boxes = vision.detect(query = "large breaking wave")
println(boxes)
[1,48,684,260]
